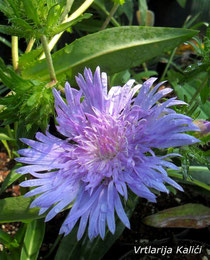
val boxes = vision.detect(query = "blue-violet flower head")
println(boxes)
[16,67,199,240]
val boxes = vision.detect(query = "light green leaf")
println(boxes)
[21,26,198,82]
[0,133,14,141]
[0,196,45,223]
[20,219,45,260]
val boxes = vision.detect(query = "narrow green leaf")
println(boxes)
[21,26,198,82]
[0,196,45,223]
[51,13,92,35]
[143,203,210,228]
[0,165,22,195]
[22,0,39,25]
[0,133,14,141]
[20,219,45,260]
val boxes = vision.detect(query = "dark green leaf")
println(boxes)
[143,203,210,228]
[20,219,45,260]
[21,26,198,82]
[176,0,187,8]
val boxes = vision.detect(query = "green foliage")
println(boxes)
[0,59,54,138]
[20,26,198,82]
[0,196,45,223]
[20,219,45,260]
[0,0,91,38]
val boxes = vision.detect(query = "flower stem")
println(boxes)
[40,35,57,82]
[25,38,35,53]
[12,36,19,71]
[39,0,94,60]
[60,0,74,22]
[160,47,177,82]
[100,4,119,30]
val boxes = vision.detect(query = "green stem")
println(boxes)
[40,35,57,82]
[60,0,74,22]
[188,75,208,107]
[12,36,18,71]
[100,4,119,30]
[25,38,35,53]
[160,47,177,82]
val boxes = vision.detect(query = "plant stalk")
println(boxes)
[60,0,74,22]
[160,47,177,82]
[40,35,57,82]
[39,0,94,60]
[12,36,19,71]
[100,4,119,30]
[25,38,35,53]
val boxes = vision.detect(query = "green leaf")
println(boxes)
[20,219,45,260]
[0,133,14,141]
[51,13,92,35]
[0,196,45,223]
[0,165,22,195]
[22,0,39,25]
[0,25,25,37]
[21,26,198,82]
[176,0,187,8]
[143,203,210,228]
[47,4,61,27]
[168,167,210,191]
[55,193,138,260]
[187,166,210,186]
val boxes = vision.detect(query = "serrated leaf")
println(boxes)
[143,203,210,228]
[22,0,39,25]
[0,25,25,37]
[21,26,198,82]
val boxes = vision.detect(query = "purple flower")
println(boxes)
[16,67,199,240]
